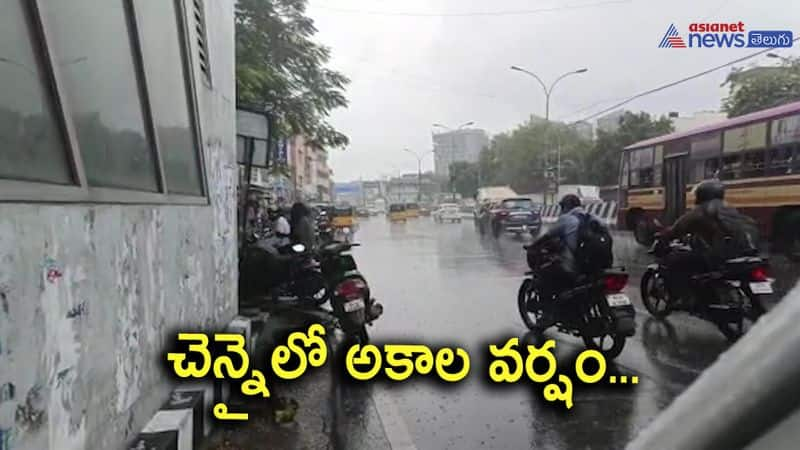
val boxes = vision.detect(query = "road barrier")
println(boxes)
[541,200,618,228]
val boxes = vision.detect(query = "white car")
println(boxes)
[433,204,462,223]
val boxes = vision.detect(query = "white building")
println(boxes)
[596,109,626,134]
[432,128,489,178]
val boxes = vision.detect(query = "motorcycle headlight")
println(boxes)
[343,227,351,234]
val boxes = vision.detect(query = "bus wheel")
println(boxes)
[633,215,654,246]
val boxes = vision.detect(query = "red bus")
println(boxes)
[618,100,800,259]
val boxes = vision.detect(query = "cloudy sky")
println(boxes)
[305,0,800,182]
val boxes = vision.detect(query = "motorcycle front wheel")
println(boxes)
[518,279,545,332]
[641,268,673,319]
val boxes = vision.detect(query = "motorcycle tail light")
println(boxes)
[603,273,629,293]
[335,278,367,301]
[750,267,769,282]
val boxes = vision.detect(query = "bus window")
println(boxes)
[742,150,766,178]
[640,167,654,187]
[793,145,800,171]
[721,155,742,180]
[691,160,705,182]
[768,146,794,175]
[630,169,640,187]
[693,158,720,182]
[705,158,721,179]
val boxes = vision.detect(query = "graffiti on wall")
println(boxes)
[0,282,9,315]
[15,385,45,431]
[0,382,14,403]
[66,301,88,319]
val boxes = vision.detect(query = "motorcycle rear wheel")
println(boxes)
[582,333,626,359]
[641,268,673,319]
[295,272,330,306]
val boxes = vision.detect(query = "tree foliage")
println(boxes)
[449,161,479,198]
[473,113,672,191]
[478,119,592,194]
[723,58,800,118]
[236,0,350,147]
[586,112,674,186]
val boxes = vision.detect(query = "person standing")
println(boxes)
[290,202,316,250]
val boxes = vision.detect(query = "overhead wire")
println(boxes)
[570,36,800,124]
[312,0,631,18]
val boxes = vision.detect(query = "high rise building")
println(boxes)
[432,128,489,178]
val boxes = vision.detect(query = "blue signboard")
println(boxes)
[334,182,362,194]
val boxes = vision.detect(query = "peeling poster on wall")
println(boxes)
[42,257,63,284]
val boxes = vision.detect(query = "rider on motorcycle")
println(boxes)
[530,194,607,325]
[657,180,758,304]
[268,205,292,248]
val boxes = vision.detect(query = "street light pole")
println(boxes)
[510,66,588,204]
[403,148,434,203]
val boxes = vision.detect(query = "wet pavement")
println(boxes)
[344,215,799,450]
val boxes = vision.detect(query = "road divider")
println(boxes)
[541,201,618,229]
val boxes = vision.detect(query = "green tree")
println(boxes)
[236,0,350,147]
[483,119,592,193]
[449,161,479,198]
[722,58,800,117]
[586,112,674,186]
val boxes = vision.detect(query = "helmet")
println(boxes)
[558,194,581,213]
[694,180,725,205]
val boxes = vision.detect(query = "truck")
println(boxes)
[476,186,518,204]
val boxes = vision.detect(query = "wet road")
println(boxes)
[343,215,798,450]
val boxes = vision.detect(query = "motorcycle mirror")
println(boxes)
[292,244,306,253]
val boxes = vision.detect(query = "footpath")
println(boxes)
[200,307,393,450]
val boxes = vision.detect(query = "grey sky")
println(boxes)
[307,0,800,182]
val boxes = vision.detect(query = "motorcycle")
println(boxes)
[517,239,636,359]
[333,226,354,244]
[641,235,771,341]
[239,237,330,307]
[317,241,383,344]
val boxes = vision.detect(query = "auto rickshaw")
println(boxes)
[331,205,356,229]
[388,203,407,222]
[331,205,357,242]
[404,202,420,218]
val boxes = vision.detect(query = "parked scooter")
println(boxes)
[641,235,771,341]
[518,239,636,359]
[317,241,382,344]
[239,237,329,306]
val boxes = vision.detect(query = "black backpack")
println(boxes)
[715,206,760,256]
[575,212,614,274]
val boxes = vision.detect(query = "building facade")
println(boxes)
[596,109,626,134]
[289,135,333,202]
[0,1,237,449]
[385,173,440,204]
[432,128,489,178]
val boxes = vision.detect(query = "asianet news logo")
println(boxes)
[659,22,793,48]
